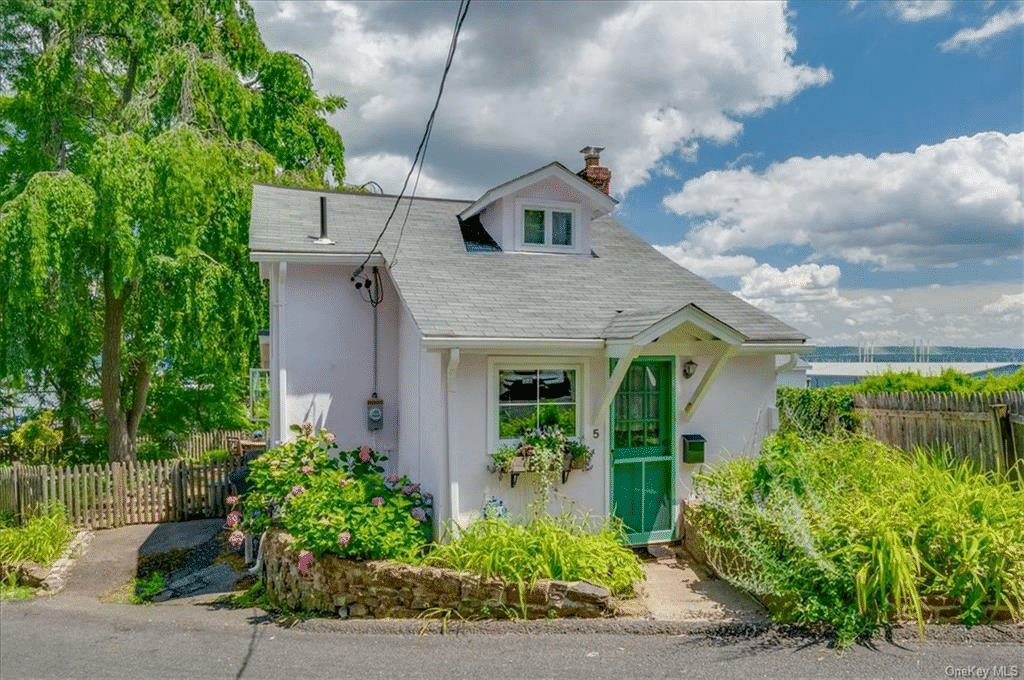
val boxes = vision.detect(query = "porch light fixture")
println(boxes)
[682,360,698,379]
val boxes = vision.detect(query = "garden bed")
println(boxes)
[260,530,615,619]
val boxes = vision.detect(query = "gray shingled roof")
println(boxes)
[249,183,807,343]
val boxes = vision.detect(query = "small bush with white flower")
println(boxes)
[229,422,432,568]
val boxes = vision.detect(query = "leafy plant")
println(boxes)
[692,433,1024,647]
[422,514,644,598]
[238,423,433,562]
[131,572,167,604]
[0,504,74,566]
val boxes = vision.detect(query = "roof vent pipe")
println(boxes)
[309,195,336,245]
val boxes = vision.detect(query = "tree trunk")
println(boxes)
[101,277,131,463]
[126,358,150,451]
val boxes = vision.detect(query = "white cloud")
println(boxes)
[892,1,954,22]
[739,279,1023,347]
[252,1,830,197]
[982,291,1024,316]
[661,131,1024,271]
[739,263,841,300]
[653,244,758,279]
[346,153,470,199]
[940,3,1024,51]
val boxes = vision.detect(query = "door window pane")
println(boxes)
[524,209,545,244]
[551,211,572,245]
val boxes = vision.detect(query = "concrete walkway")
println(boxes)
[57,518,244,605]
[636,544,768,622]
[51,520,765,622]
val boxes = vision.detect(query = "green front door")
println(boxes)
[611,358,675,544]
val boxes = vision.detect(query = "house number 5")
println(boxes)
[592,428,599,439]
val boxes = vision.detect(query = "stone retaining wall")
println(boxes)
[261,530,614,619]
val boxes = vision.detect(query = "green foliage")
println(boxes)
[489,429,593,512]
[239,424,432,562]
[10,410,62,455]
[422,514,644,598]
[858,368,1024,394]
[0,0,347,462]
[0,504,74,566]
[131,572,166,604]
[693,433,1024,646]
[776,386,857,435]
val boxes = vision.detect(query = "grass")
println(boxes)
[0,504,74,566]
[692,433,1024,647]
[0,504,75,599]
[420,514,644,597]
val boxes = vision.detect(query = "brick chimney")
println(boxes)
[578,146,610,195]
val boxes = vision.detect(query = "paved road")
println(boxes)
[2,597,1021,680]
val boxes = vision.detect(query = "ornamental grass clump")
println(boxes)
[0,503,74,566]
[422,514,644,597]
[238,423,432,564]
[692,432,1024,647]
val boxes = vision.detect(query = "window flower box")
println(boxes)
[489,430,594,488]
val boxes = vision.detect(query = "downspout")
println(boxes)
[271,262,288,446]
[446,348,461,526]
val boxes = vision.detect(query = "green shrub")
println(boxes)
[238,423,432,562]
[693,433,1024,646]
[0,504,74,566]
[422,514,644,597]
[776,386,856,435]
[195,448,231,465]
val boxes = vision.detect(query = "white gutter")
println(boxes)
[250,251,387,266]
[775,353,799,375]
[423,337,606,352]
[445,348,461,526]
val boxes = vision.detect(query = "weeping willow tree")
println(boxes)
[0,0,345,461]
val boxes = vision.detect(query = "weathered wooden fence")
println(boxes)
[0,459,236,528]
[854,391,1023,476]
[0,428,252,463]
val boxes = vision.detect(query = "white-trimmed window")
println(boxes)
[490,360,584,445]
[515,199,580,251]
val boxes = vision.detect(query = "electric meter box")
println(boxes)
[367,398,384,431]
[681,434,706,464]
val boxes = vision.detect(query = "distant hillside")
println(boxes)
[805,347,1024,363]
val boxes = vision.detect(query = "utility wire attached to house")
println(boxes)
[350,0,471,282]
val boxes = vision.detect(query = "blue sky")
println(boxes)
[252,1,1023,347]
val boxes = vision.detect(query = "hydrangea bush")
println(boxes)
[235,422,432,565]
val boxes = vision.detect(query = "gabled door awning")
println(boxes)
[592,304,745,429]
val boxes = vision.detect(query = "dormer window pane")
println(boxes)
[552,211,572,246]
[524,209,545,244]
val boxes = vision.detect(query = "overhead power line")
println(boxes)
[353,0,472,276]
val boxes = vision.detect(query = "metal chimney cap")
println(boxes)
[579,146,604,157]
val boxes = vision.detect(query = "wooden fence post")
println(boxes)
[112,462,126,527]
[990,404,1014,477]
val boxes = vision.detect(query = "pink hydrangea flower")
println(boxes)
[297,550,314,574]
[411,507,427,522]
[301,420,313,434]
[337,530,352,547]
[228,530,246,546]
[226,511,242,527]
[371,496,384,507]
[358,446,372,463]
[323,431,336,444]
[300,464,314,475]
[286,484,305,500]
[338,476,353,488]
[225,495,240,507]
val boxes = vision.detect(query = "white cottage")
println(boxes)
[248,150,811,544]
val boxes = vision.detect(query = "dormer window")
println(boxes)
[516,199,580,251]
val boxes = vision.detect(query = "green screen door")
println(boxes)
[611,359,674,544]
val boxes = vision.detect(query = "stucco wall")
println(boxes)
[440,350,777,538]
[278,263,400,464]
[678,354,778,501]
